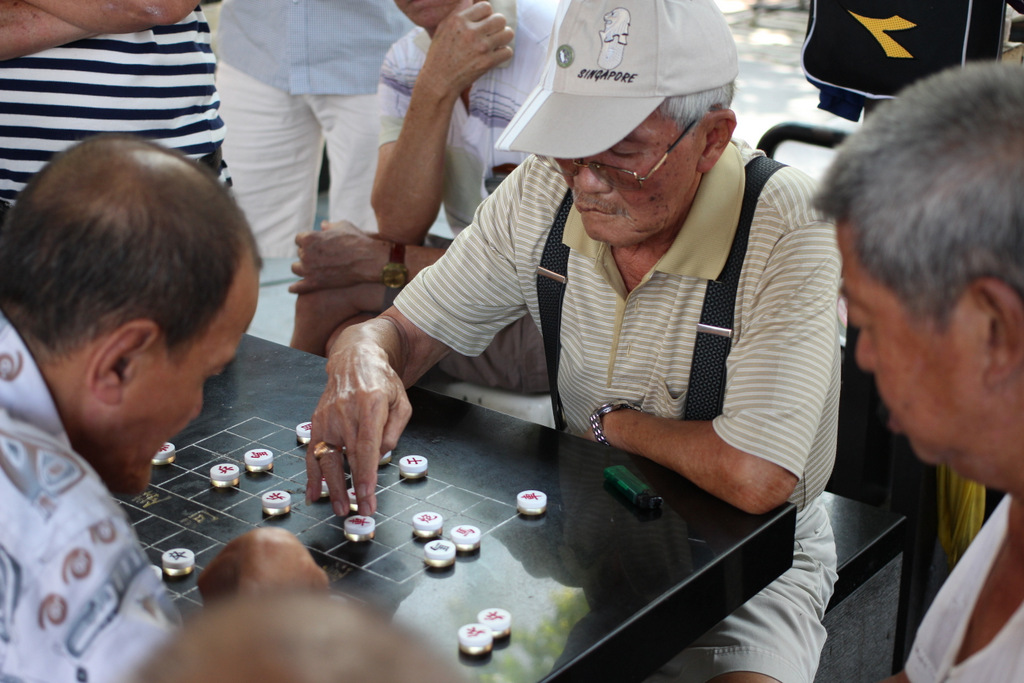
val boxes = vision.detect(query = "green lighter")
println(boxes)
[603,465,663,510]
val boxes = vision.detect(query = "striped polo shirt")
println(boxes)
[397,140,841,509]
[0,7,222,202]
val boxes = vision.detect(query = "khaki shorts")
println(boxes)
[647,496,838,683]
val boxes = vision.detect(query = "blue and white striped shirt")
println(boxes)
[216,0,412,96]
[0,7,223,202]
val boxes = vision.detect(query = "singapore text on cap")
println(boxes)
[496,0,738,159]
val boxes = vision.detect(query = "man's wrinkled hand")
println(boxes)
[290,219,388,295]
[197,528,328,602]
[418,1,515,100]
[305,321,413,518]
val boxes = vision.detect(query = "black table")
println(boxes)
[119,335,795,682]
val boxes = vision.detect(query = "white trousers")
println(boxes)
[216,61,381,258]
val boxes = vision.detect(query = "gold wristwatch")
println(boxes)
[381,242,408,289]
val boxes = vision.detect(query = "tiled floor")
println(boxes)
[246,0,855,426]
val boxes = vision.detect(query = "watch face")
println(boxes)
[382,262,409,289]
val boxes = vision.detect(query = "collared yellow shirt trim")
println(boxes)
[562,141,746,283]
[560,142,747,382]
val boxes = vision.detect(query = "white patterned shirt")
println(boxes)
[0,314,177,682]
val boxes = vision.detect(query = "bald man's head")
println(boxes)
[0,134,260,362]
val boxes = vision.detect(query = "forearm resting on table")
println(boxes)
[600,409,797,515]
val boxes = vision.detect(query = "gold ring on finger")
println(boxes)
[312,441,342,460]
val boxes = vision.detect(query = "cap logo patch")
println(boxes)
[556,44,574,68]
[598,8,630,69]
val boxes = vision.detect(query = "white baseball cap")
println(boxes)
[496,0,738,159]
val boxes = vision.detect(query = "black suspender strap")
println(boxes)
[536,155,785,430]
[683,155,784,420]
[536,190,574,431]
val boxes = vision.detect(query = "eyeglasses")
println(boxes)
[541,119,697,191]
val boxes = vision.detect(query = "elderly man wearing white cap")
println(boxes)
[308,1,840,680]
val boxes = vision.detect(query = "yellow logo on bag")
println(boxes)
[849,12,917,59]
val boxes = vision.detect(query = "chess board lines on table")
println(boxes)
[116,415,525,607]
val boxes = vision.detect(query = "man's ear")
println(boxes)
[696,108,737,174]
[968,277,1024,387]
[88,320,163,406]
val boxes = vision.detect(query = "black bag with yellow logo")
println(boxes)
[802,0,1006,99]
